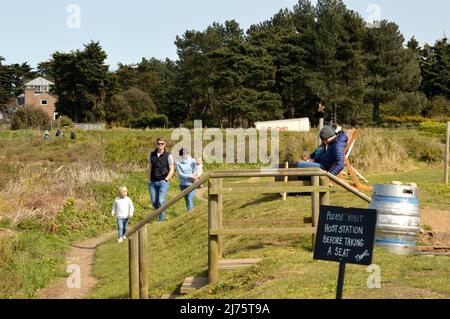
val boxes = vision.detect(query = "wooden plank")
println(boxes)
[138,225,148,299]
[283,162,289,201]
[223,181,316,188]
[303,217,313,224]
[208,178,220,284]
[210,185,330,195]
[217,178,223,259]
[219,258,262,270]
[311,176,320,250]
[445,122,449,184]
[224,218,301,226]
[180,276,208,294]
[128,234,139,299]
[210,169,327,178]
[210,227,316,236]
[126,173,211,238]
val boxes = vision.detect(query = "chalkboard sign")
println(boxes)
[313,205,377,266]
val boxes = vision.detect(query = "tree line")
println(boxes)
[1,0,449,128]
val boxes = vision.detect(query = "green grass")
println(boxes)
[1,127,449,299]
[91,171,450,299]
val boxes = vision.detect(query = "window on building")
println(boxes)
[35,86,41,93]
[40,99,48,106]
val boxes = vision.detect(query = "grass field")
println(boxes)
[90,168,450,299]
[0,127,449,298]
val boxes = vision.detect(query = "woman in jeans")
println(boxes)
[176,148,197,212]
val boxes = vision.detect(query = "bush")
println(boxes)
[419,122,446,136]
[382,116,432,125]
[11,106,51,130]
[129,113,169,129]
[59,116,73,128]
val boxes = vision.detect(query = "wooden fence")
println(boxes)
[124,168,371,299]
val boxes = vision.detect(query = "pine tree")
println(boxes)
[48,41,117,122]
[420,38,450,99]
[364,21,421,123]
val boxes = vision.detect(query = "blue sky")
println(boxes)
[1,0,449,70]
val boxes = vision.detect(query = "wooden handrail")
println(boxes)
[327,172,372,203]
[125,173,211,238]
[126,168,371,238]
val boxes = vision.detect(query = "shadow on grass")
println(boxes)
[237,194,281,209]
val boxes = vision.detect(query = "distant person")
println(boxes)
[55,129,63,137]
[148,137,174,223]
[111,186,134,243]
[70,132,76,140]
[176,148,197,212]
[44,130,50,141]
[298,125,348,176]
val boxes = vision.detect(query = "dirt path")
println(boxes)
[38,231,115,299]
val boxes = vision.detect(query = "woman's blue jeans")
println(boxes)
[149,180,170,222]
[180,184,196,212]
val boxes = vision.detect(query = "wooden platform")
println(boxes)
[218,258,262,270]
[180,276,208,294]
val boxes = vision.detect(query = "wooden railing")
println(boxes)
[125,168,371,299]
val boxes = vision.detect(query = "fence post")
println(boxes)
[208,178,220,284]
[128,234,139,299]
[283,162,289,201]
[311,175,320,250]
[217,178,223,259]
[138,225,149,299]
[445,122,449,185]
[320,176,330,206]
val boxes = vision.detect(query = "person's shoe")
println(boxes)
[118,238,123,243]
[122,235,127,240]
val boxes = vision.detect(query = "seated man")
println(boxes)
[298,125,348,176]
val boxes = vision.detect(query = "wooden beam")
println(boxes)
[208,178,220,284]
[128,234,139,299]
[327,173,372,203]
[126,173,211,238]
[211,185,330,195]
[283,162,289,201]
[210,168,326,178]
[138,225,148,299]
[209,227,316,236]
[311,176,320,250]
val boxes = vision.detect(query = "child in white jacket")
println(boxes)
[111,186,134,243]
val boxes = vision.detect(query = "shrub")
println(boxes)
[419,122,446,136]
[11,106,51,130]
[59,116,73,128]
[129,113,169,129]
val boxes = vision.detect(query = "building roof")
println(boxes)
[25,77,54,86]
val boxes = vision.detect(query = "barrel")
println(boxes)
[369,184,420,255]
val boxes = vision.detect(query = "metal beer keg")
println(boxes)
[369,184,420,255]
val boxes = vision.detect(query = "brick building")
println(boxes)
[21,77,58,120]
